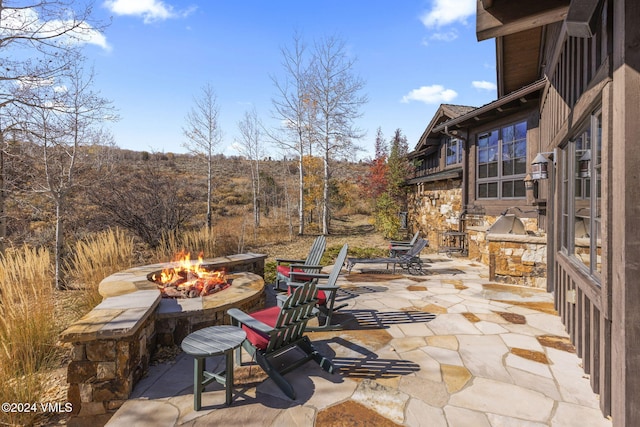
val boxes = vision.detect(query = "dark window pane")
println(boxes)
[488,162,498,177]
[479,164,487,178]
[503,180,513,197]
[515,158,527,174]
[514,180,526,197]
[478,183,487,198]
[488,182,498,197]
[503,160,514,176]
[585,178,591,198]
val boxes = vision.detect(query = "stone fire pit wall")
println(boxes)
[60,253,266,420]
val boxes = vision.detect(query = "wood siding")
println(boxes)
[540,0,621,420]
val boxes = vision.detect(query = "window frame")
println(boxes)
[559,109,602,282]
[445,137,463,167]
[476,120,528,200]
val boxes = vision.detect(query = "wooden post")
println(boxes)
[611,0,640,423]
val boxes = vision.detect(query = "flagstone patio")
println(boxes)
[102,255,612,427]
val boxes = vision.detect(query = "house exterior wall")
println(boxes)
[465,109,540,216]
[530,0,640,422]
[408,179,463,250]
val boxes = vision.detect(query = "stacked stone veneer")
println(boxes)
[409,187,548,287]
[408,181,464,248]
[468,226,547,288]
[60,253,266,421]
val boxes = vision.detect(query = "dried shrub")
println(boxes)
[0,246,57,426]
[65,228,135,312]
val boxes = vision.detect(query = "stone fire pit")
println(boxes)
[60,253,266,420]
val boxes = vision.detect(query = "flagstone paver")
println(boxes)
[104,254,612,427]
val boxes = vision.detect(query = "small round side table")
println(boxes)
[181,325,247,409]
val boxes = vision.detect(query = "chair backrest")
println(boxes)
[407,231,420,245]
[400,238,428,259]
[266,282,318,353]
[303,235,326,272]
[323,243,348,287]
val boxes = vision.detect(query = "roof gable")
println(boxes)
[413,104,477,152]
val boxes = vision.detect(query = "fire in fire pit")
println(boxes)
[149,252,230,298]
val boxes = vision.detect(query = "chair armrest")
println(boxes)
[275,257,306,265]
[275,293,288,307]
[289,264,324,270]
[315,284,339,291]
[227,308,274,335]
[289,272,330,281]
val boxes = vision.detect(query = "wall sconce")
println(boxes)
[428,192,439,206]
[531,150,556,180]
[523,173,535,191]
[578,149,591,178]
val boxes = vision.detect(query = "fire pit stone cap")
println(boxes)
[60,290,161,342]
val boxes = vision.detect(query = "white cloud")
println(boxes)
[420,0,476,28]
[71,22,110,50]
[429,30,459,42]
[104,0,196,24]
[472,80,497,91]
[15,76,55,90]
[401,85,458,104]
[0,7,110,50]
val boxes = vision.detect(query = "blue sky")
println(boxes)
[80,0,498,158]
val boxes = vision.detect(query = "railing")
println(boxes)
[410,164,443,179]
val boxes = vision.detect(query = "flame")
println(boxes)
[153,251,206,284]
[152,251,229,297]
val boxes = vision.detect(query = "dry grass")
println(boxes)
[0,246,59,426]
[65,228,135,314]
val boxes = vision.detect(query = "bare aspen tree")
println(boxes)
[309,35,367,235]
[236,107,263,229]
[0,0,106,252]
[17,60,117,289]
[182,83,222,229]
[270,32,314,235]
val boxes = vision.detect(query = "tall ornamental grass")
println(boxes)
[0,246,57,426]
[65,228,135,313]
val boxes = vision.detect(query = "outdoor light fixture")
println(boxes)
[578,149,591,178]
[523,174,535,191]
[531,150,556,180]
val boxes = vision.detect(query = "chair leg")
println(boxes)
[298,336,334,374]
[306,302,348,331]
[255,352,296,400]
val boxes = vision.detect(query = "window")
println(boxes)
[560,110,602,278]
[477,121,527,199]
[446,137,463,166]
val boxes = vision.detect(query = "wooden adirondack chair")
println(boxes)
[274,235,326,291]
[288,243,349,331]
[227,282,334,400]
